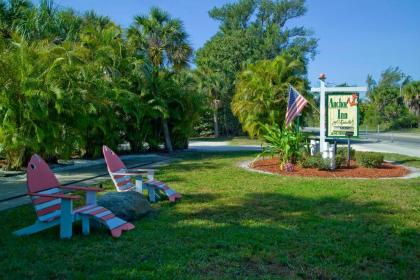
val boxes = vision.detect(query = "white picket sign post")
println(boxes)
[310,75,367,157]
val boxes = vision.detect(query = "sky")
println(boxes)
[46,0,420,87]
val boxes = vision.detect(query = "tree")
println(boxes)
[196,0,317,136]
[128,7,192,152]
[195,68,226,137]
[363,67,415,129]
[402,81,420,127]
[232,53,308,138]
[0,1,202,169]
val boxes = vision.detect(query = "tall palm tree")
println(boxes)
[128,7,192,152]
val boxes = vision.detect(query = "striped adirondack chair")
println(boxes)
[102,145,181,203]
[14,154,135,239]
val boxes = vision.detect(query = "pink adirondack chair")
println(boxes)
[102,146,181,203]
[14,154,134,239]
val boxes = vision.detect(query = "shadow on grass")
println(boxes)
[163,192,419,279]
[3,191,417,279]
[392,158,420,166]
[1,151,418,279]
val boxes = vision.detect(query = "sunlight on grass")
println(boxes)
[0,151,419,279]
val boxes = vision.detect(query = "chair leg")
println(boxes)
[60,199,73,239]
[14,220,60,236]
[147,186,156,203]
[135,178,144,193]
[82,215,90,235]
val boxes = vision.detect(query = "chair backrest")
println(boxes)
[102,146,126,172]
[27,155,63,222]
[102,146,134,192]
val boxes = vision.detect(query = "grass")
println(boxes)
[1,151,419,279]
[378,152,420,168]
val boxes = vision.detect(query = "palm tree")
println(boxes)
[128,7,192,152]
[402,81,420,128]
[196,68,224,137]
[232,53,307,138]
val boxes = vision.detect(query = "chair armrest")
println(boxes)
[28,192,81,200]
[60,185,103,192]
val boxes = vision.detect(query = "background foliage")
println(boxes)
[195,0,317,137]
[0,0,203,169]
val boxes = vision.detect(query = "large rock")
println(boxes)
[97,191,155,221]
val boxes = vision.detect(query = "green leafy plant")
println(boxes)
[336,147,355,160]
[356,152,384,168]
[232,53,309,138]
[259,124,306,169]
[335,154,346,168]
[0,4,201,169]
[299,154,330,170]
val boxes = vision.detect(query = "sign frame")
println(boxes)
[325,92,359,138]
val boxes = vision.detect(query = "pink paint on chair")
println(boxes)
[111,223,136,238]
[102,145,125,173]
[16,154,135,238]
[27,154,61,193]
[102,145,181,202]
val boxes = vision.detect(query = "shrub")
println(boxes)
[336,147,355,160]
[299,155,330,170]
[335,154,346,168]
[260,125,307,168]
[355,152,384,168]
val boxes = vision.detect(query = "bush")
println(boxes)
[336,147,355,160]
[299,155,330,170]
[335,154,346,168]
[355,152,384,168]
[260,125,307,167]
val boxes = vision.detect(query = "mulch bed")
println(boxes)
[251,157,410,178]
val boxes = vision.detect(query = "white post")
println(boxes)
[319,78,326,154]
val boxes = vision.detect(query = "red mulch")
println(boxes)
[251,157,410,178]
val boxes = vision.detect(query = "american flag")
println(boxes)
[285,86,308,127]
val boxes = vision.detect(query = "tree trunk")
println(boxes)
[213,109,219,138]
[162,119,173,153]
[223,106,228,137]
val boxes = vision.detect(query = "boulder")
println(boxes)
[97,191,155,221]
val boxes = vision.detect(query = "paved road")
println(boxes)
[304,127,420,157]
[0,154,172,211]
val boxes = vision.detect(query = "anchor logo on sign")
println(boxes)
[347,93,358,107]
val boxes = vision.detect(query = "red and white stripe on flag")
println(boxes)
[285,86,308,126]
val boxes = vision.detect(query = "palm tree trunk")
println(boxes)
[162,118,173,153]
[213,109,219,138]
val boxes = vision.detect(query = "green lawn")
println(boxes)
[381,152,420,168]
[1,151,419,279]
